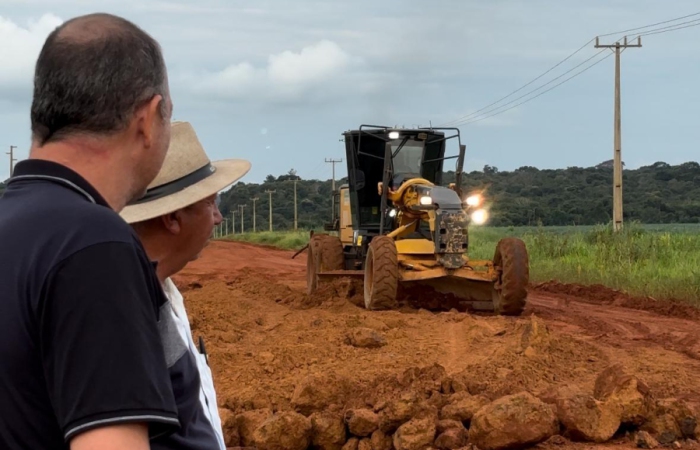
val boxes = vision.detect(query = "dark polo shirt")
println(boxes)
[0,160,181,448]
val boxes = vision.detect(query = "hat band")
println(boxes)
[130,162,216,205]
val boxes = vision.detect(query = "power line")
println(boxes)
[446,48,608,127]
[458,51,613,126]
[441,38,596,126]
[597,11,700,37]
[440,10,700,127]
[629,19,700,39]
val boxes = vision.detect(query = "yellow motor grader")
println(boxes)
[306,125,529,315]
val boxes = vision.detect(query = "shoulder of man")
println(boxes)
[58,197,142,244]
[36,200,182,442]
[32,194,152,276]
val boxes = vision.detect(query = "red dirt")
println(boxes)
[172,240,700,449]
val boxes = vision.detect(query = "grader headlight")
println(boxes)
[419,196,433,205]
[466,194,483,207]
[471,209,489,225]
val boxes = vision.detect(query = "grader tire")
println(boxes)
[364,236,399,310]
[318,235,344,271]
[492,237,529,316]
[306,235,345,295]
[306,236,323,295]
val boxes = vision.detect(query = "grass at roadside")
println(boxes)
[221,223,700,305]
[224,230,312,250]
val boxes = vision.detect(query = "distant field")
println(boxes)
[221,223,700,306]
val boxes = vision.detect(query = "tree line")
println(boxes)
[3,160,698,228]
[218,162,700,230]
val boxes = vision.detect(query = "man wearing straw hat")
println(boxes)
[120,120,251,449]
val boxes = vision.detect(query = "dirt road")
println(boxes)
[173,240,700,449]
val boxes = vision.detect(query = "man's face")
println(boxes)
[174,193,223,263]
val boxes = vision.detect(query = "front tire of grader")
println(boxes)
[318,235,344,271]
[306,234,345,295]
[364,235,399,311]
[492,237,529,316]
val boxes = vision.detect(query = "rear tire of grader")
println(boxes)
[364,235,399,310]
[492,237,529,316]
[306,234,344,295]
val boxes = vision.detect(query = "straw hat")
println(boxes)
[120,121,251,224]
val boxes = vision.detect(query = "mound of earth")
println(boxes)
[172,241,700,450]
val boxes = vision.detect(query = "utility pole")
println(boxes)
[7,145,17,177]
[293,179,298,231]
[238,204,247,233]
[265,190,275,231]
[250,197,258,232]
[595,36,641,232]
[325,158,343,220]
[224,218,229,236]
[232,211,236,235]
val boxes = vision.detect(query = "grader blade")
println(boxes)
[404,277,496,312]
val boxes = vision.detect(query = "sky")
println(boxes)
[1,0,699,184]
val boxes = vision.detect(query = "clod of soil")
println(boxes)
[593,363,652,426]
[291,373,353,416]
[439,391,490,423]
[556,390,622,442]
[342,437,359,450]
[235,408,272,447]
[345,409,380,437]
[468,391,559,450]
[635,430,659,449]
[370,429,393,450]
[392,411,438,450]
[357,438,372,450]
[436,419,465,434]
[345,328,387,349]
[378,392,424,434]
[652,398,699,439]
[310,412,347,450]
[434,426,469,449]
[252,411,312,450]
[219,408,238,447]
[642,414,683,445]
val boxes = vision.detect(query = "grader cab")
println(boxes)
[307,125,529,315]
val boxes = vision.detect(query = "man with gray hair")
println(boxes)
[121,120,251,450]
[0,13,184,450]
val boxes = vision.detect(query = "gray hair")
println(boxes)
[30,13,169,145]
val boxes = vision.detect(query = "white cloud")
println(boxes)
[185,39,360,104]
[0,14,63,89]
[267,40,350,86]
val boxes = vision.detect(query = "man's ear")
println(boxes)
[133,94,164,150]
[160,210,182,235]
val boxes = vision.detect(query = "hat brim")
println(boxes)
[120,158,251,224]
